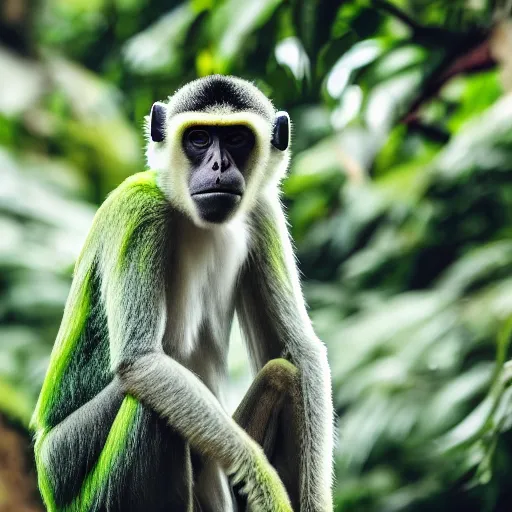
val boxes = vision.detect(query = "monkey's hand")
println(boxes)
[233,441,293,512]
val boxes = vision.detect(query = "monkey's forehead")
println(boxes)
[165,75,276,123]
[166,111,272,148]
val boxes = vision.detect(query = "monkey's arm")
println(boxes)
[237,195,334,512]
[99,173,291,511]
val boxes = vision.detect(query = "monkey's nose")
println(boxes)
[220,158,231,172]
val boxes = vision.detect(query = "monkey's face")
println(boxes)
[183,125,256,224]
[147,77,291,227]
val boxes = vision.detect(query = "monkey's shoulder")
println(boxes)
[91,171,170,235]
[101,170,167,213]
[74,171,170,269]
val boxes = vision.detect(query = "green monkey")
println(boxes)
[32,75,334,512]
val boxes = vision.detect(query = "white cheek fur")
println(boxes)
[144,111,290,227]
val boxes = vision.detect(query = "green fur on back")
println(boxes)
[31,171,167,511]
[31,267,93,432]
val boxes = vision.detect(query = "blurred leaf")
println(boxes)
[364,69,422,132]
[0,48,44,116]
[445,71,502,134]
[275,36,310,82]
[209,0,283,72]
[433,93,512,181]
[326,39,386,99]
[123,4,197,74]
[436,242,512,297]
[368,44,428,84]
[0,378,33,426]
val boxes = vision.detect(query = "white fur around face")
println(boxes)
[146,111,291,227]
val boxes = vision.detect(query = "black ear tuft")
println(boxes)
[271,112,289,151]
[150,102,166,142]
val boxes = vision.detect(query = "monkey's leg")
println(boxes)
[35,379,124,507]
[233,358,301,511]
[37,380,192,512]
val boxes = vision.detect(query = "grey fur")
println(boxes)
[35,75,333,512]
[119,76,333,510]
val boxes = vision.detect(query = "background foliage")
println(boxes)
[2,0,512,510]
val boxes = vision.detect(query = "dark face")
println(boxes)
[183,125,255,224]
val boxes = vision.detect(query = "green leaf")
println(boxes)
[123,4,197,74]
[209,0,283,72]
[0,378,33,426]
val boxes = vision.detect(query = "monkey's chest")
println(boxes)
[165,270,235,358]
[162,219,249,389]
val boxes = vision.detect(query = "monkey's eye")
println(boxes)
[188,130,211,148]
[225,130,250,148]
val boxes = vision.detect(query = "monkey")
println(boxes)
[31,75,334,512]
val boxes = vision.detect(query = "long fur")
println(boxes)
[32,75,333,512]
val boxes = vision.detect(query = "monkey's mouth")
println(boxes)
[191,190,242,223]
[191,187,243,197]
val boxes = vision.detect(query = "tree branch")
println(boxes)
[402,37,496,125]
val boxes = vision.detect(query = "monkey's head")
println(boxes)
[146,75,290,226]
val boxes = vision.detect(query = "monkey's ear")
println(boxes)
[150,102,167,142]
[271,111,290,151]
